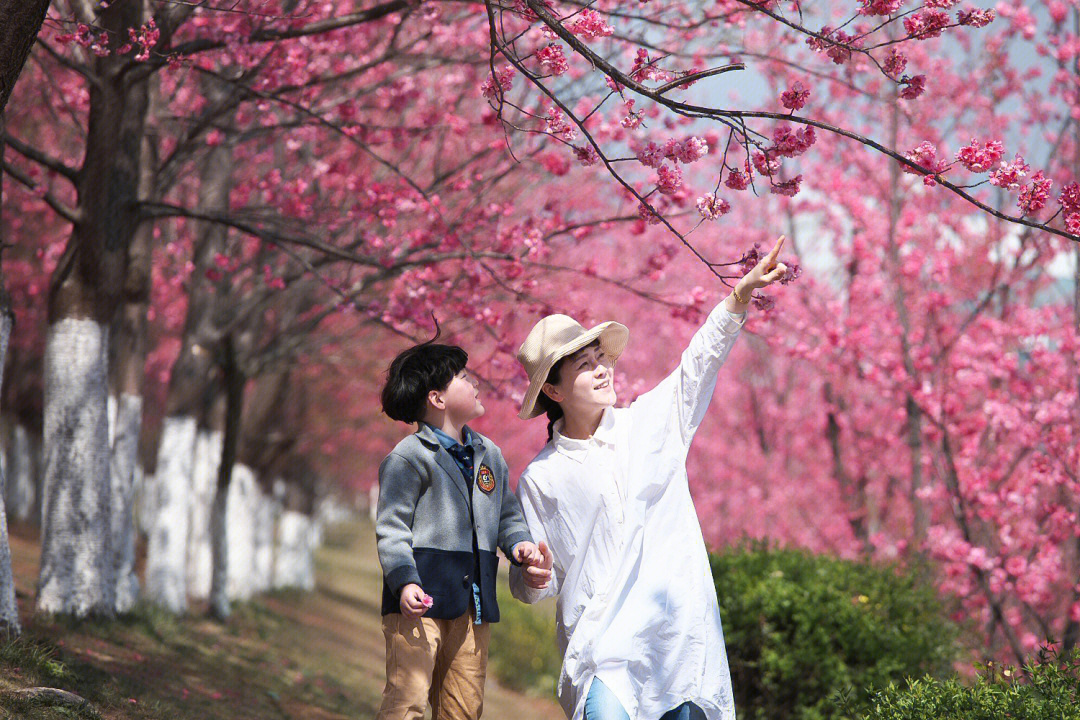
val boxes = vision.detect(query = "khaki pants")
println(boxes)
[376,612,490,720]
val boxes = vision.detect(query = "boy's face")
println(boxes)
[435,368,484,423]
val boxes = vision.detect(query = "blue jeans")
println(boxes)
[584,678,707,720]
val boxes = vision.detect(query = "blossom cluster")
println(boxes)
[903,8,951,39]
[480,65,515,100]
[903,141,948,185]
[537,44,569,76]
[955,138,1004,172]
[567,9,615,39]
[695,194,731,220]
[636,137,710,168]
[780,82,810,111]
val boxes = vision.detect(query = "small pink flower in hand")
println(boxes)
[421,594,434,608]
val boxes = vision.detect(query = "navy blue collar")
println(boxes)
[421,422,473,451]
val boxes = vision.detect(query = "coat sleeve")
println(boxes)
[509,474,560,604]
[496,453,534,560]
[375,452,424,597]
[629,302,746,453]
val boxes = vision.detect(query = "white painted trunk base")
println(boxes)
[37,318,115,616]
[5,424,37,523]
[0,314,22,633]
[252,487,278,594]
[133,465,154,536]
[145,415,196,613]
[224,464,258,601]
[274,510,315,591]
[109,394,143,613]
[186,430,220,599]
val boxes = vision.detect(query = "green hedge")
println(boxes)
[711,544,958,720]
[855,648,1080,720]
[488,582,561,697]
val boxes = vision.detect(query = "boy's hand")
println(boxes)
[400,583,431,619]
[514,541,553,590]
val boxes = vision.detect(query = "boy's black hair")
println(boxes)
[381,340,468,424]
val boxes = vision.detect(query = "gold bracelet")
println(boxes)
[732,285,750,304]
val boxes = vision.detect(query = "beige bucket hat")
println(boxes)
[516,314,629,420]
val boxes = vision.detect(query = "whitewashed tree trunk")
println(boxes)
[145,415,196,613]
[133,464,152,535]
[5,423,36,522]
[186,428,220,600]
[273,510,315,591]
[252,485,277,594]
[37,318,115,616]
[224,463,258,601]
[109,393,142,612]
[0,312,22,634]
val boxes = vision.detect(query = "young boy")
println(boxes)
[375,340,549,720]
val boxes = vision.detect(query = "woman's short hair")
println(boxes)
[381,343,468,424]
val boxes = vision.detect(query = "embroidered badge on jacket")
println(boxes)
[476,465,496,494]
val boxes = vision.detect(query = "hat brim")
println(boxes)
[518,321,629,420]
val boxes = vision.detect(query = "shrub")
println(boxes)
[488,582,561,697]
[854,647,1080,720]
[710,543,958,720]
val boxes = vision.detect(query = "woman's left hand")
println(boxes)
[741,235,788,290]
[727,235,788,312]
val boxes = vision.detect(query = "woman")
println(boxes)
[509,236,789,720]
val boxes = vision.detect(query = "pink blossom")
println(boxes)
[545,106,577,141]
[957,6,995,27]
[808,28,859,64]
[1017,171,1052,215]
[771,125,816,158]
[725,168,751,191]
[1059,182,1080,213]
[989,154,1030,191]
[771,175,803,197]
[573,145,600,166]
[656,163,683,194]
[780,81,810,111]
[696,194,731,220]
[538,151,570,175]
[620,99,644,129]
[904,8,951,39]
[538,44,569,76]
[858,0,905,16]
[1066,213,1080,235]
[899,74,926,99]
[637,202,662,225]
[674,137,709,164]
[955,138,1004,172]
[637,141,666,168]
[883,48,908,78]
[753,151,781,177]
[567,9,614,39]
[903,141,948,183]
[480,65,515,99]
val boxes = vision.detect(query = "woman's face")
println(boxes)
[544,344,616,413]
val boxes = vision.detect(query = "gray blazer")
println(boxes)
[376,423,532,621]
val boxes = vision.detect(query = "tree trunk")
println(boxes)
[252,484,277,594]
[146,99,232,612]
[0,302,20,635]
[38,2,148,617]
[145,416,195,613]
[0,0,51,115]
[108,67,161,614]
[187,426,222,600]
[209,335,245,620]
[5,423,36,523]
